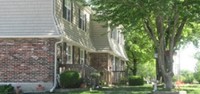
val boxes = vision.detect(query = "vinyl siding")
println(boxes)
[90,21,110,51]
[91,21,128,60]
[55,0,95,51]
[0,0,59,37]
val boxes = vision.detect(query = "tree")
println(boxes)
[194,62,200,83]
[180,70,194,83]
[89,0,200,90]
[125,29,154,76]
[194,52,200,83]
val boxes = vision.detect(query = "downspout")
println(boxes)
[50,38,63,92]
[50,0,64,92]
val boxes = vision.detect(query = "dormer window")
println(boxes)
[63,0,73,22]
[78,9,87,31]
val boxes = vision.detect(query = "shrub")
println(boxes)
[194,72,200,83]
[119,77,128,85]
[0,84,15,94]
[180,70,194,83]
[128,75,144,86]
[60,70,81,88]
[90,72,101,87]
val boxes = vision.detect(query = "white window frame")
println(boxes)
[64,0,72,22]
[80,49,85,64]
[79,9,87,31]
[66,44,72,64]
[112,56,116,71]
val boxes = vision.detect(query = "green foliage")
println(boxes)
[89,0,200,90]
[194,62,200,83]
[194,52,200,83]
[128,76,144,86]
[60,71,82,88]
[90,72,101,78]
[0,84,15,94]
[118,77,128,85]
[137,61,156,79]
[124,27,155,77]
[180,70,194,83]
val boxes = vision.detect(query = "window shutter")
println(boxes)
[78,9,81,29]
[72,46,75,64]
[78,48,80,64]
[84,14,87,31]
[63,0,66,19]
[84,51,87,64]
[70,0,73,22]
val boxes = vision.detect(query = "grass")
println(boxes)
[179,84,200,94]
[50,85,153,94]
[37,84,200,94]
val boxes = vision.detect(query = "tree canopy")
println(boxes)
[90,0,200,47]
[125,28,155,76]
[89,0,200,90]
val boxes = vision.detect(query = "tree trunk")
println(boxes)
[133,59,137,75]
[157,50,174,90]
[164,74,173,90]
[130,58,137,76]
[157,38,174,90]
[164,50,174,90]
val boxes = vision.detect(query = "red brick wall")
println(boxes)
[90,53,113,85]
[0,38,58,82]
[90,53,108,70]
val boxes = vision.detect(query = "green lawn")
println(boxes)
[43,84,200,94]
[179,84,200,94]
[50,85,153,94]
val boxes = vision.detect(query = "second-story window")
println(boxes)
[111,28,117,40]
[63,0,73,22]
[78,9,87,31]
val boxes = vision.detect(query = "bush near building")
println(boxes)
[0,84,15,94]
[60,71,83,88]
[128,75,144,86]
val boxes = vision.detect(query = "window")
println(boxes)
[111,28,118,41]
[120,33,125,45]
[80,49,85,64]
[111,56,116,71]
[66,44,72,64]
[63,0,73,22]
[78,9,87,31]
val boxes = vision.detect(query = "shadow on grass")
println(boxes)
[25,84,200,94]
[180,85,200,94]
[96,85,153,94]
[50,85,153,94]
[99,85,152,91]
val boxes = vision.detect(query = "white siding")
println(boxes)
[91,21,128,60]
[90,21,110,50]
[0,0,60,37]
[55,0,95,51]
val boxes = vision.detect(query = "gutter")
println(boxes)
[50,0,63,92]
[50,38,63,92]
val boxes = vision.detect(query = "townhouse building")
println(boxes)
[0,0,128,92]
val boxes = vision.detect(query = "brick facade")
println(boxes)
[0,38,58,83]
[90,53,113,85]
[90,53,108,70]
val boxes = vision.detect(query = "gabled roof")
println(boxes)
[0,0,60,38]
[90,21,128,61]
